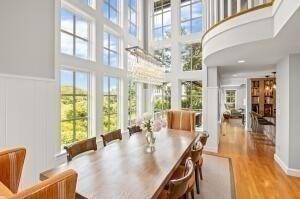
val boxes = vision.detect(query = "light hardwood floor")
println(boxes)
[218,119,300,199]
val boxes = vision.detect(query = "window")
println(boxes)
[181,81,202,112]
[153,83,171,118]
[80,0,95,8]
[225,90,236,109]
[103,32,120,68]
[128,81,137,125]
[103,0,119,24]
[154,48,171,73]
[180,0,203,35]
[61,8,90,60]
[103,76,120,132]
[60,69,90,146]
[153,0,171,40]
[181,43,202,71]
[128,0,138,37]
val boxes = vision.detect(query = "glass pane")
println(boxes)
[61,9,74,33]
[109,51,118,67]
[163,26,171,39]
[181,81,191,95]
[192,43,201,56]
[75,119,88,141]
[110,35,118,52]
[110,0,118,9]
[163,11,171,26]
[182,56,191,71]
[181,21,191,35]
[181,96,191,109]
[191,18,202,33]
[181,0,191,6]
[61,70,73,94]
[61,96,74,120]
[181,5,190,21]
[103,76,109,95]
[154,28,162,40]
[103,49,109,65]
[109,96,118,114]
[130,10,137,24]
[192,57,202,70]
[75,38,88,59]
[103,2,109,18]
[191,81,202,94]
[75,72,88,94]
[110,8,118,24]
[103,96,110,114]
[103,115,110,132]
[191,96,201,110]
[154,96,163,112]
[75,96,88,118]
[109,77,119,95]
[192,2,202,18]
[154,14,162,28]
[61,32,73,55]
[76,16,88,39]
[61,120,74,145]
[129,23,137,36]
[109,114,119,131]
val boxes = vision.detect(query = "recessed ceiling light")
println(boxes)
[238,60,246,63]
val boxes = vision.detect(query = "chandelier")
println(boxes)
[126,46,165,85]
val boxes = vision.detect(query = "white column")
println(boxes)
[248,0,253,9]
[237,0,241,12]
[220,0,224,21]
[206,0,210,29]
[209,0,214,27]
[214,0,218,24]
[228,0,232,17]
[245,78,252,131]
[259,0,264,5]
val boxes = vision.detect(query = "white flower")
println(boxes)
[143,112,152,121]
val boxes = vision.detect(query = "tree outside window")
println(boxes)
[128,81,137,125]
[103,76,120,133]
[153,83,171,118]
[181,43,202,71]
[154,48,171,73]
[225,90,236,109]
[60,70,90,147]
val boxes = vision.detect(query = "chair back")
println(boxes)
[191,141,204,163]
[127,125,142,136]
[167,110,196,132]
[0,147,26,193]
[11,169,77,199]
[64,137,97,161]
[101,129,122,147]
[199,133,209,146]
[168,158,194,199]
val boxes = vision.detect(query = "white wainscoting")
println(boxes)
[0,74,59,188]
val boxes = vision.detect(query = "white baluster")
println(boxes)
[220,0,224,20]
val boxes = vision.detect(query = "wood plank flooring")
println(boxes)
[218,119,300,199]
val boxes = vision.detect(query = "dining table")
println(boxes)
[40,129,199,199]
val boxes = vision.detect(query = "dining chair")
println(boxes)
[64,137,97,161]
[167,110,196,132]
[127,125,142,136]
[191,141,204,194]
[101,129,122,147]
[158,158,194,199]
[199,133,209,146]
[10,169,78,199]
[0,147,26,194]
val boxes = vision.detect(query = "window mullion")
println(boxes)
[72,71,76,143]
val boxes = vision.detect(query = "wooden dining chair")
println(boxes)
[64,137,97,161]
[167,110,196,132]
[199,133,209,146]
[191,141,204,194]
[10,169,78,199]
[158,158,194,199]
[101,129,122,147]
[127,125,142,136]
[0,147,26,194]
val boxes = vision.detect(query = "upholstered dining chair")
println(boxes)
[127,125,142,137]
[199,132,209,147]
[101,129,122,147]
[167,110,196,132]
[0,147,26,194]
[9,169,78,199]
[158,158,194,199]
[191,141,204,194]
[64,137,97,161]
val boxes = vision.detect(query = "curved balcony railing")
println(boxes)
[203,0,275,37]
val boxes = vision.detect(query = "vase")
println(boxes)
[145,131,156,152]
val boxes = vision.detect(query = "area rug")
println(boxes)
[194,153,236,199]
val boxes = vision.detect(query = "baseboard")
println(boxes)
[274,154,300,177]
[204,146,218,153]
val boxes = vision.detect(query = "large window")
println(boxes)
[181,43,202,71]
[153,0,171,41]
[60,70,90,146]
[80,0,95,8]
[103,32,120,68]
[181,81,202,112]
[180,0,203,35]
[154,48,171,73]
[128,0,138,37]
[103,0,119,24]
[128,81,137,125]
[153,83,171,118]
[103,76,120,132]
[225,90,236,109]
[61,8,90,60]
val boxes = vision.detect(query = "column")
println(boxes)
[209,0,214,27]
[237,0,241,12]
[214,0,218,24]
[248,0,253,9]
[228,0,232,17]
[220,0,224,21]
[245,78,252,131]
[275,54,300,176]
[259,0,264,5]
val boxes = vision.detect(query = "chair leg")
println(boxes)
[191,189,195,199]
[195,166,200,194]
[200,166,203,180]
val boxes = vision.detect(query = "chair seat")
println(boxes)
[157,189,169,199]
[0,182,13,197]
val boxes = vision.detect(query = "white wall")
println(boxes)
[0,0,55,79]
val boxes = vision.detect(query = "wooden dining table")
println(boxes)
[40,129,199,199]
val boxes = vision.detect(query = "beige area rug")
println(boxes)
[194,154,235,199]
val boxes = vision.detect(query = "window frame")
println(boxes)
[103,76,120,133]
[103,31,120,68]
[180,0,203,35]
[128,0,138,37]
[103,0,120,24]
[60,8,91,60]
[181,81,202,112]
[181,43,202,71]
[225,90,237,109]
[154,48,172,73]
[153,82,171,118]
[60,69,91,147]
[128,81,137,125]
[153,0,172,41]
